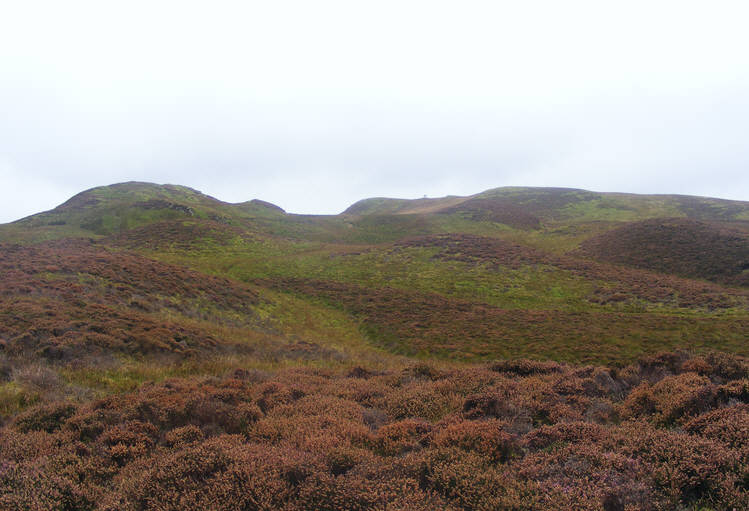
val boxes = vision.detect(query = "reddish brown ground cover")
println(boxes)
[0,240,260,359]
[438,198,542,230]
[106,219,251,251]
[579,218,749,287]
[262,277,749,363]
[395,234,749,308]
[1,351,746,510]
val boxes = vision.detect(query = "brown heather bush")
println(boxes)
[383,381,459,421]
[683,404,749,449]
[290,456,457,511]
[112,437,308,511]
[414,447,545,510]
[0,458,95,511]
[522,421,608,451]
[432,418,519,462]
[373,418,431,456]
[620,372,718,424]
[0,429,62,462]
[718,378,749,402]
[701,351,749,381]
[0,351,747,510]
[611,423,747,508]
[13,402,76,433]
[255,381,306,413]
[164,424,205,447]
[518,441,656,510]
[98,420,159,467]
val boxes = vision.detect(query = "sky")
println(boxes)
[1,1,749,223]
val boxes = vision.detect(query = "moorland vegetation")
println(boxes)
[1,182,748,510]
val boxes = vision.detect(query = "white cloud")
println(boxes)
[1,1,748,222]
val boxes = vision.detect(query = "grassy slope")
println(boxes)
[2,181,748,371]
[2,183,749,510]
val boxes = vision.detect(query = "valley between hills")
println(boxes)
[1,182,748,510]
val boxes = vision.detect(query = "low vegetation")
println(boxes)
[580,218,749,286]
[1,182,748,510]
[1,351,747,510]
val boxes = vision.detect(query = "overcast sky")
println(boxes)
[1,1,748,222]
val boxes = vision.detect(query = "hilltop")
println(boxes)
[2,181,749,365]
[1,182,748,510]
[6,182,749,243]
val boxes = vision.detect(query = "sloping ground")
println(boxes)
[395,234,749,309]
[343,197,417,215]
[53,182,217,212]
[676,195,749,221]
[106,219,251,251]
[437,197,541,229]
[2,183,749,510]
[5,182,749,248]
[11,182,230,238]
[334,186,749,227]
[579,218,749,286]
[476,187,600,219]
[0,182,289,243]
[248,199,286,213]
[342,188,599,227]
[0,239,260,359]
[1,352,747,510]
[0,299,221,360]
[261,278,749,364]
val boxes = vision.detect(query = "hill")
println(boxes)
[1,182,748,510]
[579,218,749,286]
[2,182,748,365]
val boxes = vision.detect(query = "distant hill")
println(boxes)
[1,181,748,366]
[579,218,749,286]
[5,182,749,246]
[2,182,748,510]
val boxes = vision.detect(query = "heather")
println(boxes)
[1,351,746,510]
[580,218,749,286]
[1,183,748,510]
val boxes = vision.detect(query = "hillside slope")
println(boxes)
[1,182,748,510]
[2,183,748,362]
[579,218,749,286]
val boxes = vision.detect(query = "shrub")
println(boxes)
[517,442,655,510]
[523,422,608,451]
[13,402,76,433]
[683,404,749,448]
[1,357,747,510]
[98,420,159,466]
[0,458,94,511]
[702,351,749,381]
[620,373,718,424]
[373,419,431,456]
[613,424,745,508]
[718,378,749,403]
[384,382,456,421]
[255,382,306,413]
[432,419,519,462]
[113,436,300,511]
[164,424,205,447]
[417,448,540,511]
